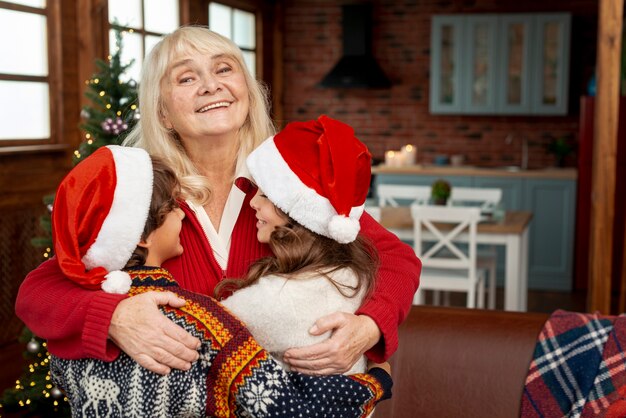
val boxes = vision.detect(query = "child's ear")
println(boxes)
[137,236,153,249]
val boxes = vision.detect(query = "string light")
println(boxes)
[99,91,106,97]
[106,104,112,109]
[131,104,137,110]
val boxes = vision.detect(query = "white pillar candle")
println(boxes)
[385,150,397,166]
[401,144,417,166]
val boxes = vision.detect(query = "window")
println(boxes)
[108,0,180,82]
[0,0,52,143]
[208,2,257,75]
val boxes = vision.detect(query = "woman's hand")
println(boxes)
[283,313,381,375]
[109,291,201,375]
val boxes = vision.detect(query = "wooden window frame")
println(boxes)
[0,0,64,150]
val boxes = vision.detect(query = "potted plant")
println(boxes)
[546,136,575,167]
[431,179,451,205]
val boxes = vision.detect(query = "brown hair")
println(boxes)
[215,210,379,300]
[125,156,181,268]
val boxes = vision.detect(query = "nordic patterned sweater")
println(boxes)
[50,266,392,418]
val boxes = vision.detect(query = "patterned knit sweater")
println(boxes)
[50,267,392,418]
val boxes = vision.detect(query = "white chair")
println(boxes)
[447,187,502,309]
[411,205,487,309]
[448,187,502,214]
[376,184,431,207]
[376,185,431,241]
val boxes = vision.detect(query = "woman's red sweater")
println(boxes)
[15,180,420,363]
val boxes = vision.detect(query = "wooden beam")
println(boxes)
[588,0,624,313]
[621,219,626,311]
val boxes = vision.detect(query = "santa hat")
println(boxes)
[53,145,153,294]
[246,115,371,244]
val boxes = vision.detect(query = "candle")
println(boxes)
[385,150,397,166]
[401,144,417,166]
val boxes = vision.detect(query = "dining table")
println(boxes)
[378,206,533,312]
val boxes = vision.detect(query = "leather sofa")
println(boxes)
[375,306,549,418]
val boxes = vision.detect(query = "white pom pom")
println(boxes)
[328,215,360,244]
[101,270,132,294]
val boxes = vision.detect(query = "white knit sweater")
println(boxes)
[221,268,367,375]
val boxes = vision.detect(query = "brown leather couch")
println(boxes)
[375,306,549,418]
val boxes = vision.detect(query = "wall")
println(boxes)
[280,0,598,168]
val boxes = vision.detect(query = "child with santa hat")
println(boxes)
[220,115,380,377]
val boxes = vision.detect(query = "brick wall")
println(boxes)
[280,0,598,168]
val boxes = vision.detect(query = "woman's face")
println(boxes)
[250,189,288,243]
[160,51,250,143]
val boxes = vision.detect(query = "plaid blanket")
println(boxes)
[521,310,626,418]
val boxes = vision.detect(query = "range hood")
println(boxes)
[318,4,391,89]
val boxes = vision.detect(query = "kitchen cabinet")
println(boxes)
[374,170,576,291]
[430,13,571,115]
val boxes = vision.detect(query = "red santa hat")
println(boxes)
[246,115,371,244]
[52,145,153,294]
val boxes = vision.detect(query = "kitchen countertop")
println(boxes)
[371,164,577,180]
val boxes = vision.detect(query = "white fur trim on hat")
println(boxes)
[101,270,132,294]
[82,146,153,272]
[328,215,360,244]
[246,137,364,242]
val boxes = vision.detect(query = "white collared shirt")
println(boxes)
[185,165,252,271]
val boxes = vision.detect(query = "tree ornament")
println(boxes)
[50,387,63,399]
[26,338,40,353]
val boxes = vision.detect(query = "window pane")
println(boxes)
[0,81,49,140]
[542,22,559,105]
[108,0,142,28]
[4,0,45,7]
[109,30,142,83]
[145,0,179,33]
[242,51,255,75]
[0,9,47,76]
[471,24,489,106]
[233,9,255,49]
[209,3,232,38]
[145,35,163,57]
[440,25,455,105]
[506,23,525,105]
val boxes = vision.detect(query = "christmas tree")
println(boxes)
[0,26,139,417]
[75,24,139,164]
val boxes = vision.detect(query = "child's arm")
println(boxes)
[208,329,392,418]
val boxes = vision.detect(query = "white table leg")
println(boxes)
[518,228,529,311]
[504,234,521,311]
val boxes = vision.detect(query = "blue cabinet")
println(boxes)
[523,179,576,291]
[374,172,576,291]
